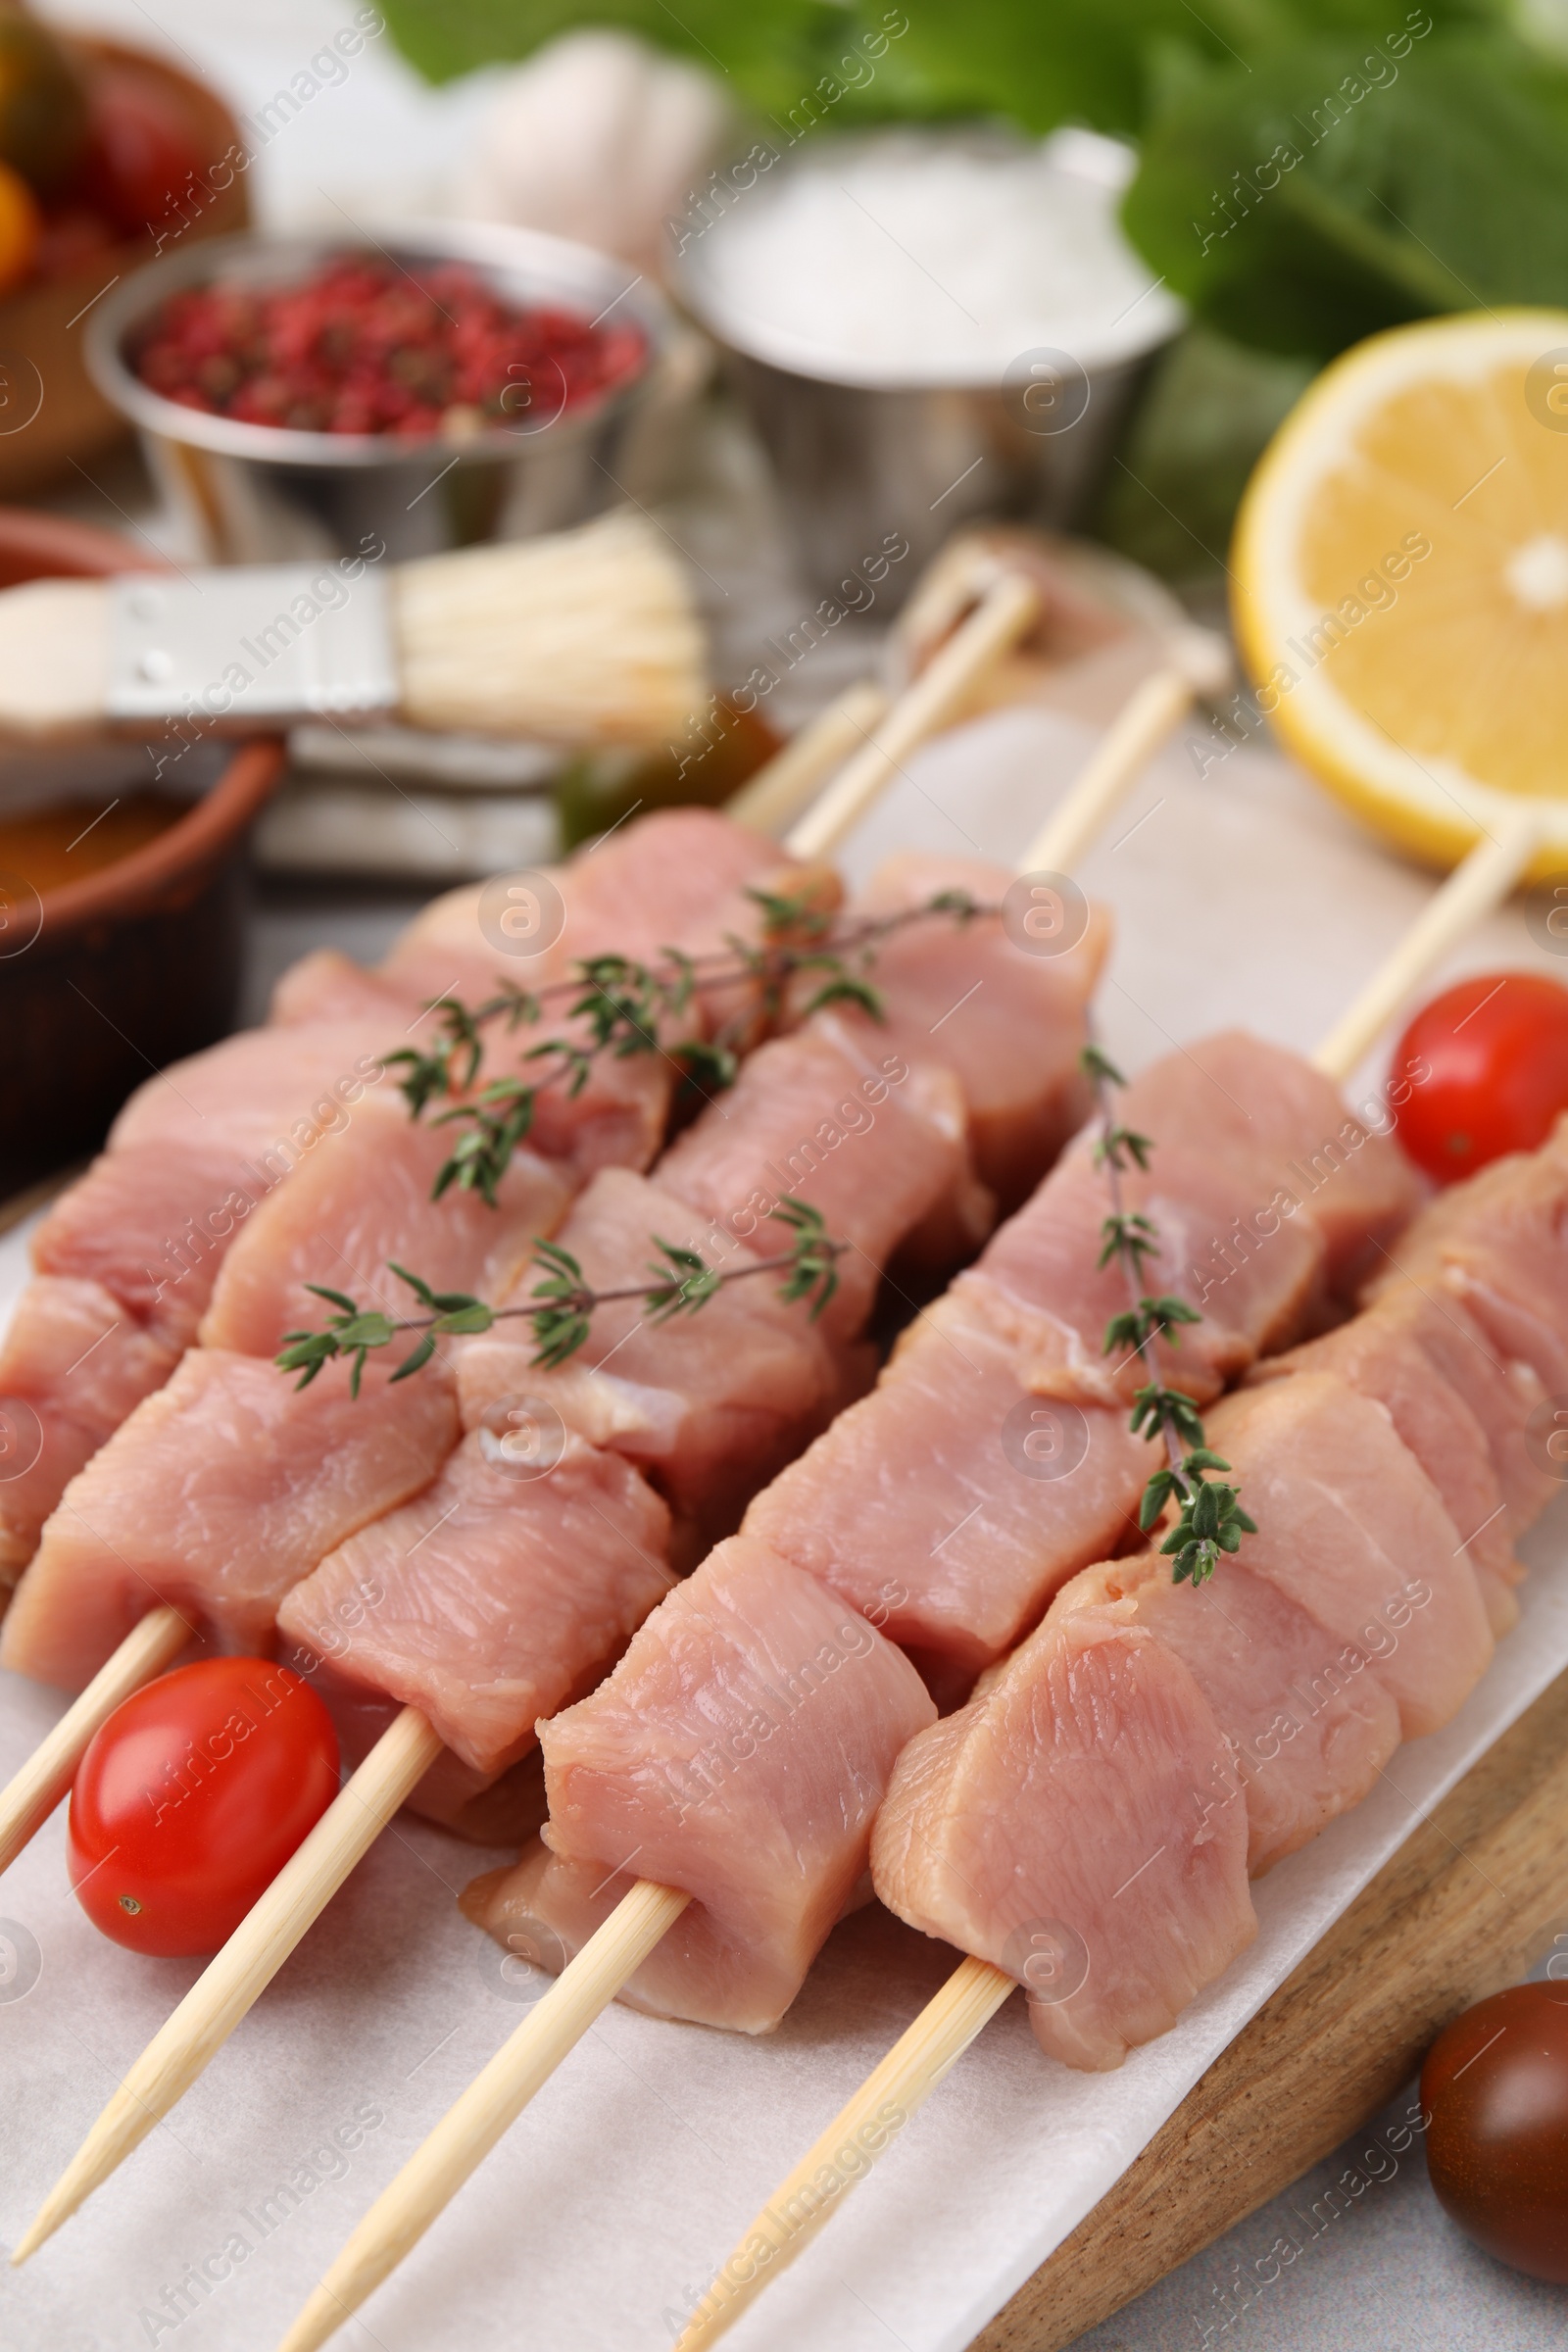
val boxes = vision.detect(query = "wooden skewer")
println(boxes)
[784,571,1040,860]
[1311,799,1543,1083]
[650,806,1556,2351]
[260,669,1210,2350]
[275,1880,691,2352]
[0,1602,188,1880]
[674,1956,1014,2352]
[10,1703,443,2264]
[726,680,890,838]
[1017,662,1198,877]
[747,550,1223,851]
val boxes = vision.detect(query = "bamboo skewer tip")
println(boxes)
[17,1705,446,2254]
[1015,663,1196,881]
[671,1955,1015,2352]
[724,679,891,840]
[275,1879,692,2352]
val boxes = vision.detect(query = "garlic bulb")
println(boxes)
[454,30,733,278]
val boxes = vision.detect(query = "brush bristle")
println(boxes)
[390,510,708,748]
[0,578,109,738]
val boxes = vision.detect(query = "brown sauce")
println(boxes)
[0,791,190,896]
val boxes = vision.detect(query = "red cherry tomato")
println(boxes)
[1391,971,1568,1185]
[78,65,208,236]
[68,1657,338,1957]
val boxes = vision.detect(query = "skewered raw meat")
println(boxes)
[470,1031,1422,2032]
[871,1135,1568,2066]
[654,1017,991,1339]
[272,851,1110,1807]
[277,982,996,1825]
[467,1533,936,2034]
[0,1020,396,1578]
[455,1166,871,1565]
[0,810,833,1583]
[799,850,1106,1215]
[0,1350,458,1690]
[746,1032,1419,1675]
[280,1429,672,1787]
[870,1599,1255,2071]
[200,1102,572,1358]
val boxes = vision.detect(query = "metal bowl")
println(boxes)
[678,128,1184,603]
[84,223,674,565]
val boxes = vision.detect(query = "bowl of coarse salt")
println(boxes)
[678,125,1184,602]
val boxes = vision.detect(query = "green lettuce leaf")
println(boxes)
[1124,27,1568,357]
[1094,325,1315,581]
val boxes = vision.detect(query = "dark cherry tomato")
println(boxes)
[68,1657,338,1958]
[78,64,209,235]
[1422,1982,1568,2281]
[1391,971,1568,1185]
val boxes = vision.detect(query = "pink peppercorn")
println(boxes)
[129,255,645,439]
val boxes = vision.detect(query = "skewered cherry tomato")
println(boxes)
[1422,1982,1568,2280]
[68,1657,339,1957]
[1391,971,1568,1185]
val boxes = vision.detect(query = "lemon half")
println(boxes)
[1232,310,1568,878]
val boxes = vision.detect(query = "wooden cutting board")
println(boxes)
[974,1661,1568,2350]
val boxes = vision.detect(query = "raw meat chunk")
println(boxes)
[873,1600,1256,2071]
[0,1349,457,1689]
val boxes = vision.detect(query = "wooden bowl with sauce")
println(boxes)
[0,509,283,1194]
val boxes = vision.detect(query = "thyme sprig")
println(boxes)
[275,1199,845,1396]
[381,885,991,1207]
[1081,1042,1256,1589]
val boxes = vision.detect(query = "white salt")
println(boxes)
[683,128,1183,387]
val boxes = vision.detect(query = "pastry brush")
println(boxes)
[0,508,706,749]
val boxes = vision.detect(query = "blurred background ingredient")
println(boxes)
[6,0,1567,952]
[453,27,735,275]
[393,0,1568,588]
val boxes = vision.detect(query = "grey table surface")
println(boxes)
[239,885,1568,2352]
[1070,2070,1568,2352]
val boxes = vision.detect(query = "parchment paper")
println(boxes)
[3,704,1566,2352]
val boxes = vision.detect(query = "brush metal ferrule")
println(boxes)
[105,563,399,731]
